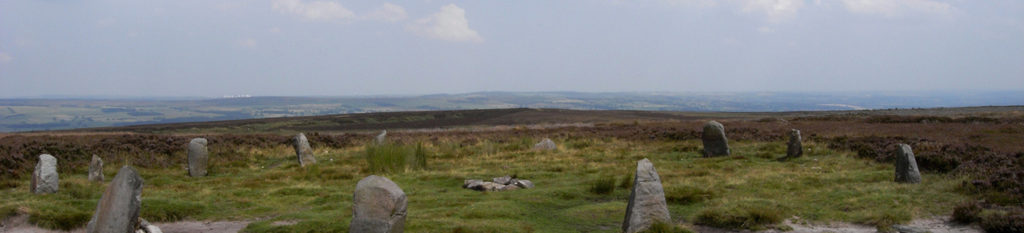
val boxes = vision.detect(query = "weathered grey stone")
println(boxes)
[894,144,922,184]
[187,138,208,177]
[702,121,730,157]
[534,138,557,151]
[31,154,59,194]
[137,218,162,233]
[89,154,104,182]
[294,133,316,167]
[622,158,671,233]
[375,130,387,144]
[87,166,144,233]
[892,224,928,233]
[492,175,512,185]
[785,129,803,159]
[513,180,534,189]
[463,180,502,191]
[350,175,407,233]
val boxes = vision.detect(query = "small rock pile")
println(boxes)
[463,175,534,192]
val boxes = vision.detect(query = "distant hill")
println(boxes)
[1,91,1022,132]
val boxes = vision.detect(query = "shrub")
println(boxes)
[951,201,982,224]
[979,210,1024,233]
[589,175,617,195]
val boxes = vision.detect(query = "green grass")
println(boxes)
[0,140,969,232]
[365,142,429,173]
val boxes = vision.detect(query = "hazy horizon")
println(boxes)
[2,0,1023,97]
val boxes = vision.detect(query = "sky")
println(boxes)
[0,0,1022,97]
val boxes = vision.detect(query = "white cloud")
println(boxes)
[272,0,356,22]
[363,3,407,22]
[740,0,805,23]
[841,0,954,17]
[407,4,483,43]
[0,52,12,63]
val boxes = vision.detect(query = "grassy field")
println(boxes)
[0,137,968,232]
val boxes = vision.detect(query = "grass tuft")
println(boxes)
[639,221,695,233]
[693,200,788,230]
[665,185,716,204]
[365,142,429,173]
[141,198,205,222]
[588,175,617,195]
[29,209,91,231]
[619,172,633,190]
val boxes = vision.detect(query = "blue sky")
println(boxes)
[0,0,1022,97]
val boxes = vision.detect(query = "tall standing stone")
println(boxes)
[375,130,388,144]
[87,166,143,233]
[187,138,208,177]
[785,129,803,159]
[894,144,922,184]
[89,154,104,182]
[622,158,671,233]
[294,133,316,167]
[350,175,407,233]
[31,154,59,194]
[702,121,730,157]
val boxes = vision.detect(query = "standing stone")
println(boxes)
[785,129,803,159]
[31,154,59,194]
[702,121,730,157]
[894,144,922,184]
[87,166,144,233]
[534,138,557,151]
[89,154,104,182]
[622,158,671,233]
[294,133,316,167]
[375,130,387,144]
[187,138,208,177]
[350,175,407,233]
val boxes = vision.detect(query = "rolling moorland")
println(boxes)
[1,107,1023,232]
[2,91,1023,132]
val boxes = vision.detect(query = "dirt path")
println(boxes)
[3,214,980,233]
[0,214,249,233]
[692,217,982,233]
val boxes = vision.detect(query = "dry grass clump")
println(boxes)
[693,199,788,230]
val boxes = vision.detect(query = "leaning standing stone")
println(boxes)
[294,133,316,167]
[785,129,803,159]
[622,158,671,233]
[187,138,208,177]
[31,154,59,194]
[534,138,557,151]
[89,154,104,182]
[87,166,144,233]
[894,144,922,184]
[702,121,730,157]
[350,175,407,233]
[375,130,387,144]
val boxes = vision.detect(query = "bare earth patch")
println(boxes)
[692,217,982,233]
[0,214,249,233]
